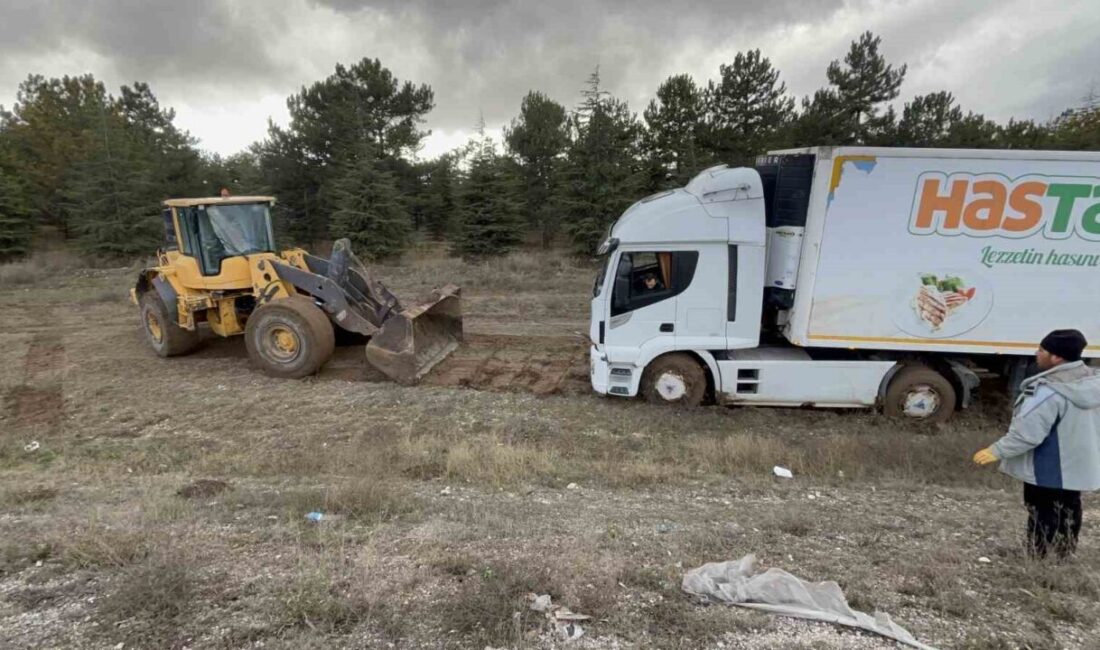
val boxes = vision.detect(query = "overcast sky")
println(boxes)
[2,0,1096,159]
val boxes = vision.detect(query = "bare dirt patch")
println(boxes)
[5,320,65,432]
[419,333,588,395]
[4,386,63,429]
[1,252,1097,649]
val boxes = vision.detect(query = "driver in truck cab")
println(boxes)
[642,273,663,292]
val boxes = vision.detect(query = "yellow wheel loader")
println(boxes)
[130,195,462,383]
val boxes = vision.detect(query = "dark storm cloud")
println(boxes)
[1,0,1097,153]
[311,0,849,128]
[0,0,288,94]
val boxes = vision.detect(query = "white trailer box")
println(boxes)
[779,147,1100,357]
[589,146,1100,420]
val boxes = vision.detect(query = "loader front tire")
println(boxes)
[245,296,335,379]
[140,291,199,357]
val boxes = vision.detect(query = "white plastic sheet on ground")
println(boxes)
[682,554,938,650]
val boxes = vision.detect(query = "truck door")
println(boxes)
[604,251,682,364]
[672,244,725,352]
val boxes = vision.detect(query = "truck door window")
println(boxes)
[611,251,699,316]
[593,256,611,297]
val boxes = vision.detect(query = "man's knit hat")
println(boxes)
[1040,329,1088,362]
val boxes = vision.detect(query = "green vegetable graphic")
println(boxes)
[938,276,964,292]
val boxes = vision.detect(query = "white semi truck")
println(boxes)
[589,146,1100,421]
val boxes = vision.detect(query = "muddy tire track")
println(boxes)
[314,333,590,396]
[419,334,589,396]
[4,307,65,432]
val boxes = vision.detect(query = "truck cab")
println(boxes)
[590,163,901,416]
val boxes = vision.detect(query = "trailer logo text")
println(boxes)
[908,172,1100,240]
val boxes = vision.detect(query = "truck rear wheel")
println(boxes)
[883,365,957,423]
[641,353,707,407]
[245,296,335,379]
[139,291,199,357]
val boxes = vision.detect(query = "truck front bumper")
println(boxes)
[590,346,609,395]
[590,346,640,397]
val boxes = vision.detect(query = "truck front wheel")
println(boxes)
[883,365,957,423]
[641,354,707,407]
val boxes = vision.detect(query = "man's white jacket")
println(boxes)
[993,361,1100,491]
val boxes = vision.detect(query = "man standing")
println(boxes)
[973,329,1100,558]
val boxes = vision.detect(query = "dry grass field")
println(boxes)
[1,248,1098,649]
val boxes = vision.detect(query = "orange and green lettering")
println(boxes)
[1082,186,1100,235]
[962,180,1006,230]
[1004,181,1047,232]
[915,178,968,230]
[1046,183,1092,233]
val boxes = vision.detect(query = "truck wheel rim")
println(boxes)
[266,325,301,362]
[656,372,687,401]
[902,384,940,418]
[145,312,163,344]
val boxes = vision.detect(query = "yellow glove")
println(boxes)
[972,447,999,465]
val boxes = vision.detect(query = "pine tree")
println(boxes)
[998,119,1053,150]
[791,89,850,146]
[896,91,963,146]
[256,57,434,244]
[704,51,794,166]
[452,129,523,258]
[504,91,570,246]
[199,150,266,196]
[2,75,115,237]
[944,112,1000,148]
[0,159,32,260]
[564,68,642,255]
[1052,93,1100,150]
[422,154,458,240]
[823,31,906,144]
[2,74,205,255]
[327,146,410,261]
[644,74,707,188]
[60,112,164,258]
[117,82,201,196]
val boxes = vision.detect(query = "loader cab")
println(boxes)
[164,197,277,285]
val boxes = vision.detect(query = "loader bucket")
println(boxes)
[364,284,463,384]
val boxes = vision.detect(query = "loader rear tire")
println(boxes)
[139,291,199,357]
[245,297,335,379]
[883,365,957,423]
[641,353,707,407]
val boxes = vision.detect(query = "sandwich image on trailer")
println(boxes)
[914,274,972,331]
[589,146,1100,421]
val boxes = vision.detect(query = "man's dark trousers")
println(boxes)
[1024,483,1082,558]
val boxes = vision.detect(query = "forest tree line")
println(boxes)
[1,31,1098,263]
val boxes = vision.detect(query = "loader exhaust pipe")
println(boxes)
[365,284,463,384]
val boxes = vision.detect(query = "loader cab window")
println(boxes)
[611,251,698,316]
[176,203,276,275]
[161,209,178,251]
